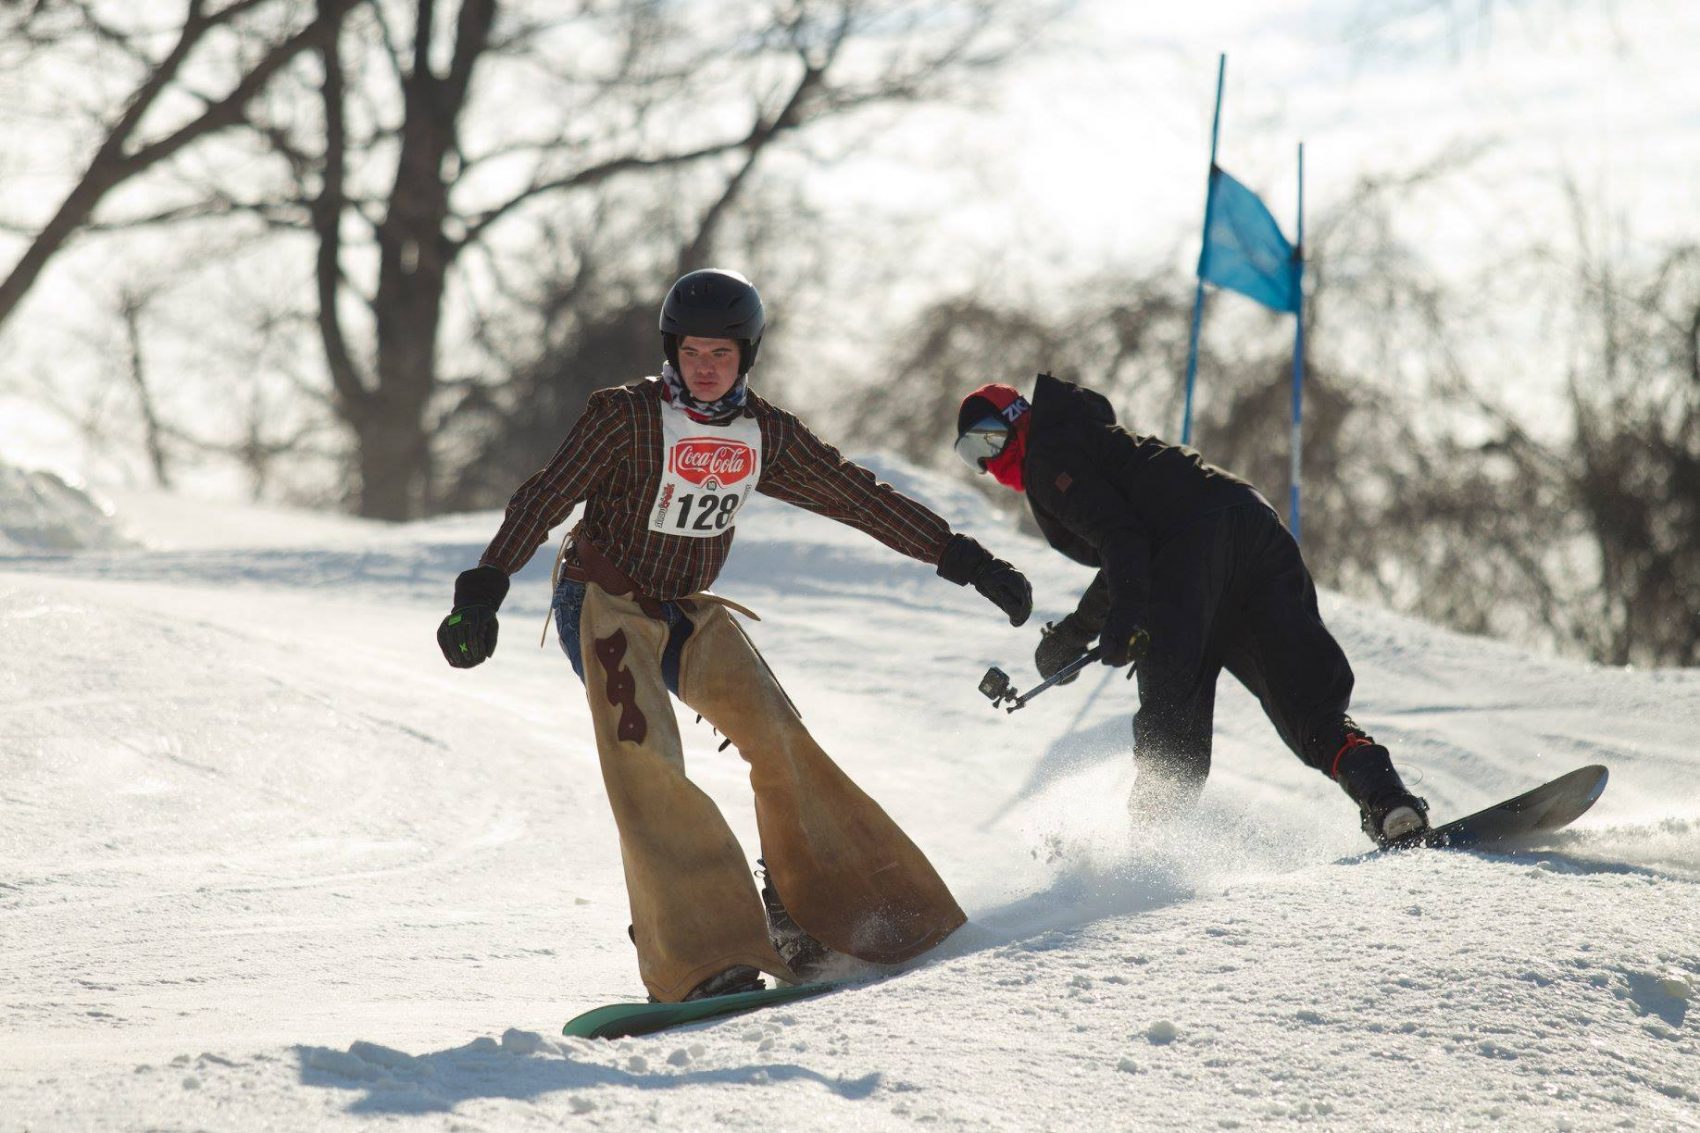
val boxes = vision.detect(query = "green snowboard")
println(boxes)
[563,981,840,1040]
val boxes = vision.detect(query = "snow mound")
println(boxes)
[0,463,131,553]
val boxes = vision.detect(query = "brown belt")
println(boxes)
[560,528,670,618]
[542,526,762,646]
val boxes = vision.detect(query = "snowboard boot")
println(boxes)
[629,926,767,1002]
[683,965,765,1001]
[1332,724,1430,847]
[757,860,831,980]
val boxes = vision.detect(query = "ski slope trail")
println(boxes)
[3,459,1697,1131]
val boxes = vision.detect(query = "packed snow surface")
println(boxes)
[3,456,1697,1131]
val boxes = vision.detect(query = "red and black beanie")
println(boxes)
[958,382,1033,491]
[956,383,1031,436]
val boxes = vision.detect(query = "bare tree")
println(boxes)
[844,263,1204,538]
[116,288,172,489]
[2,0,1052,518]
[272,0,1053,518]
[0,0,358,333]
[1551,222,1700,665]
[307,0,499,521]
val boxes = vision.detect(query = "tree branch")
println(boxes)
[314,0,372,416]
[454,136,755,252]
[0,0,359,332]
[124,0,358,175]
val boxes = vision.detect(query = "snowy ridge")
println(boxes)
[2,454,1697,1131]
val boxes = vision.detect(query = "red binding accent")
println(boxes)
[1330,732,1374,779]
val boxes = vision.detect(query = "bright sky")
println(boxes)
[994,0,1698,268]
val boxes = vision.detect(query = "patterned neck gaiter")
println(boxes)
[660,362,748,424]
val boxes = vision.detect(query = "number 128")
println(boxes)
[675,492,740,531]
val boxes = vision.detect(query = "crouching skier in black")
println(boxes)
[952,374,1429,847]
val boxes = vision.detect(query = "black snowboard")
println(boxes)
[1401,763,1608,851]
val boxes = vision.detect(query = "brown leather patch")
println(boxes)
[594,630,647,743]
[1055,472,1073,492]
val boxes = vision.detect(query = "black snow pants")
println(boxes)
[1130,502,1355,811]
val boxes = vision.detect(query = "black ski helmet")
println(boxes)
[660,269,765,375]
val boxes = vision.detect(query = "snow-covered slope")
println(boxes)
[3,458,1697,1132]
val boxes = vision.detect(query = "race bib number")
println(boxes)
[648,403,763,537]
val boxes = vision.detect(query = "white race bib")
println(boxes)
[647,402,763,537]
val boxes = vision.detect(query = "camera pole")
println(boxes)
[978,646,1105,713]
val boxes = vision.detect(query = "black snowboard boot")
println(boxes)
[758,860,830,980]
[1333,725,1430,847]
[684,965,765,1001]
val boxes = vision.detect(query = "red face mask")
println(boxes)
[984,418,1028,492]
[956,383,1031,492]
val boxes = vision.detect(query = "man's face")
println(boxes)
[677,336,742,402]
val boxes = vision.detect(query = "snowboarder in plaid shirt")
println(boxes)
[439,269,1032,1002]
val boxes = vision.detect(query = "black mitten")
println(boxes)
[1098,604,1150,668]
[1035,618,1092,683]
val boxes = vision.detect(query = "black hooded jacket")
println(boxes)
[1023,372,1263,630]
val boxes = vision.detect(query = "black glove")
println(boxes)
[1098,604,1150,668]
[937,533,1032,626]
[438,565,509,669]
[1035,617,1093,684]
[439,605,499,668]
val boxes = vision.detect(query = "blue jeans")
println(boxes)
[552,577,694,697]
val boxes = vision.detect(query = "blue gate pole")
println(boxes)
[1289,141,1306,543]
[1181,53,1226,446]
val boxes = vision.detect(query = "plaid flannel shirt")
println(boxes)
[479,379,953,599]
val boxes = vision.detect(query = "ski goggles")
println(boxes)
[954,415,1012,471]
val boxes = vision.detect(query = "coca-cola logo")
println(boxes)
[671,438,755,488]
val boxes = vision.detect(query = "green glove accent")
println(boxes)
[438,603,499,669]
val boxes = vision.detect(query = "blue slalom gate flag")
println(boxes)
[1198,166,1300,314]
